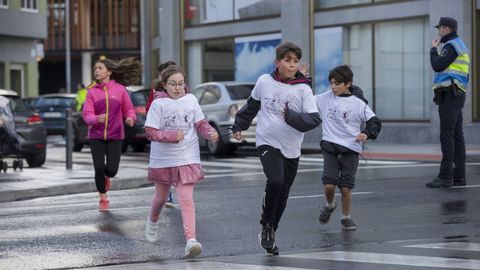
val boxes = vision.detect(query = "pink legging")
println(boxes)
[149,182,196,240]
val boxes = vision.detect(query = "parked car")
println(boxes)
[0,89,47,167]
[72,86,149,152]
[190,82,256,155]
[23,97,39,110]
[35,94,76,135]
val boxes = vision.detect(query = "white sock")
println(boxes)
[342,215,350,220]
[326,201,335,209]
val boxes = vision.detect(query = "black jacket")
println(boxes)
[430,32,459,72]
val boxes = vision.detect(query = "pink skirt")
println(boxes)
[148,164,204,187]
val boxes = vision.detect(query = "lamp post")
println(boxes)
[65,0,71,94]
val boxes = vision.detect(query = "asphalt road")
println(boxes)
[0,142,479,269]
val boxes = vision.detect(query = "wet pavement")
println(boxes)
[1,140,480,269]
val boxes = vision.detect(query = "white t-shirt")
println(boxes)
[315,91,376,153]
[145,94,205,168]
[252,74,318,158]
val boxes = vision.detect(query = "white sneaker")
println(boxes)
[145,218,159,243]
[184,239,202,259]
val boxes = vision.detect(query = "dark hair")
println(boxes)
[160,65,187,85]
[150,78,161,91]
[275,42,302,61]
[158,61,177,74]
[95,57,142,86]
[328,65,353,84]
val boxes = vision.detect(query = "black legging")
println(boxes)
[257,145,299,230]
[89,139,123,193]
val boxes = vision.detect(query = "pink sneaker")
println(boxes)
[105,176,111,192]
[99,199,109,212]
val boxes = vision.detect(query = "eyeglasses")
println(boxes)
[166,81,186,88]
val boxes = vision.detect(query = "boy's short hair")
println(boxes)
[328,65,353,84]
[275,42,302,61]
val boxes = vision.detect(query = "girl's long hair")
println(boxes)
[97,57,142,86]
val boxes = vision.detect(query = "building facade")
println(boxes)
[151,0,480,144]
[40,0,142,94]
[0,0,47,97]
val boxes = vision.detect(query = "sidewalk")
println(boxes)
[1,143,479,203]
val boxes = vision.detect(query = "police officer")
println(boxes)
[426,17,469,188]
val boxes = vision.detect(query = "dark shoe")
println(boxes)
[259,223,275,250]
[453,178,466,186]
[319,204,336,224]
[341,218,357,231]
[425,177,453,188]
[266,244,279,255]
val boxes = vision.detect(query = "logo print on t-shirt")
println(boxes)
[163,109,194,131]
[264,94,290,117]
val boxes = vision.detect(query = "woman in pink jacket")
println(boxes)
[82,57,141,211]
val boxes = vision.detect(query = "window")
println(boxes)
[314,25,372,102]
[313,18,430,120]
[200,85,221,105]
[315,0,405,9]
[21,0,37,12]
[0,0,8,9]
[374,18,430,120]
[185,0,280,26]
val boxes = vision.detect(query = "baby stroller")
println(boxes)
[0,96,24,172]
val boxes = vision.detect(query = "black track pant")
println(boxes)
[437,86,466,180]
[89,139,123,193]
[257,145,299,230]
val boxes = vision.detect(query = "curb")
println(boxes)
[0,176,149,203]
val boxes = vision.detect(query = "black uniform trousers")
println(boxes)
[436,85,466,180]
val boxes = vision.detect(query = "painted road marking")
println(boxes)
[405,242,480,252]
[284,251,480,269]
[290,192,373,199]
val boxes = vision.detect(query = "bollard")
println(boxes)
[65,108,73,169]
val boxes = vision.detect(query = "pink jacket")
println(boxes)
[82,80,136,140]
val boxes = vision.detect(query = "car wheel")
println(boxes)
[133,143,146,152]
[207,127,229,155]
[26,150,46,168]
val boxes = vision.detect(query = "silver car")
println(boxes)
[191,82,256,155]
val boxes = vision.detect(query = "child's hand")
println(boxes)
[125,117,134,127]
[209,131,219,142]
[299,63,310,77]
[98,114,106,123]
[176,130,185,142]
[355,133,368,142]
[232,131,242,141]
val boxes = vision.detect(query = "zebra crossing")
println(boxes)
[160,240,480,270]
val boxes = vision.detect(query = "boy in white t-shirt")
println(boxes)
[232,42,321,255]
[315,65,381,231]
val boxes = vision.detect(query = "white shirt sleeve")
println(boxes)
[193,96,205,123]
[363,104,376,122]
[301,86,319,114]
[251,75,263,101]
[145,100,161,129]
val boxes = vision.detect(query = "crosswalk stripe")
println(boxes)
[299,157,418,165]
[284,251,480,269]
[405,242,480,252]
[201,161,263,169]
[290,191,372,199]
[169,261,307,270]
